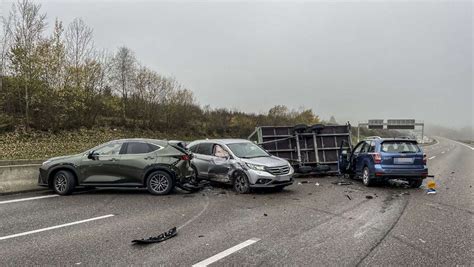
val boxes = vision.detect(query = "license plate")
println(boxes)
[394,158,414,164]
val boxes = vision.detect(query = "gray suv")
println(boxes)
[187,139,294,193]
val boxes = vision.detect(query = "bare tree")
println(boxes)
[112,46,136,122]
[8,0,46,130]
[65,17,93,87]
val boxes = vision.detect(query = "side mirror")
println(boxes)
[87,151,98,160]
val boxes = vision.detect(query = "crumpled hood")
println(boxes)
[241,156,289,167]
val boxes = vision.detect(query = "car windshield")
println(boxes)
[381,141,420,153]
[227,142,270,158]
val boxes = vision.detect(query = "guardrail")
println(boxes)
[0,159,45,194]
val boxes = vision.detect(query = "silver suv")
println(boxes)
[187,139,294,193]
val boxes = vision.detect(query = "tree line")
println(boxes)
[0,0,320,138]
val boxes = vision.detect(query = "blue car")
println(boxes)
[338,138,428,187]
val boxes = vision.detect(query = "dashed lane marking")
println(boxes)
[0,195,59,205]
[192,238,261,267]
[0,214,114,241]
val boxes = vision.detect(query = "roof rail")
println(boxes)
[364,136,382,140]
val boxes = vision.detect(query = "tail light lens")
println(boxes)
[370,153,382,164]
[181,155,190,161]
[423,154,427,164]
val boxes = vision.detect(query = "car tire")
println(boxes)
[409,178,423,188]
[52,170,76,195]
[361,166,375,187]
[147,171,174,195]
[191,166,200,184]
[233,172,251,194]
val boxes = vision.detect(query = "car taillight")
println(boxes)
[423,154,427,164]
[181,155,190,161]
[370,153,382,164]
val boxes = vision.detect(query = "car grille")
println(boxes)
[265,165,290,176]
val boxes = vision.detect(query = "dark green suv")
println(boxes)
[38,139,193,195]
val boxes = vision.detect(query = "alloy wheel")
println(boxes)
[54,173,68,193]
[234,173,249,193]
[362,167,370,185]
[150,174,170,193]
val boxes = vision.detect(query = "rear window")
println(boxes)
[381,141,420,153]
[123,142,159,154]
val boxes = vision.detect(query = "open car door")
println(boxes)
[338,140,352,175]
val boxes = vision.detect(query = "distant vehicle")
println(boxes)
[187,139,294,193]
[338,138,428,187]
[38,139,194,195]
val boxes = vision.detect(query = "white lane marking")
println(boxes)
[441,151,445,154]
[192,238,260,267]
[0,195,59,205]
[428,156,436,160]
[0,214,114,241]
[451,140,474,151]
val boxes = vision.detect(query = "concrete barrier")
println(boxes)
[0,159,45,194]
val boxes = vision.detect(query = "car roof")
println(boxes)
[113,138,169,146]
[190,139,251,145]
[363,138,418,143]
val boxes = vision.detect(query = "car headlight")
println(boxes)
[246,163,266,171]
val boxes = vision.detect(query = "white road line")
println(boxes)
[429,156,436,160]
[441,151,445,154]
[0,195,59,205]
[0,214,114,241]
[451,140,474,151]
[192,238,260,267]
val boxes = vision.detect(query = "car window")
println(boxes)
[123,142,155,154]
[361,142,370,153]
[213,144,230,158]
[368,141,376,152]
[94,142,122,156]
[196,143,213,155]
[188,144,199,153]
[353,142,364,154]
[381,141,420,153]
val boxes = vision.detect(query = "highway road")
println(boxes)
[0,137,472,266]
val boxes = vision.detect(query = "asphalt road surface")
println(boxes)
[0,137,472,266]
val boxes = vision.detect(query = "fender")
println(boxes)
[46,163,80,186]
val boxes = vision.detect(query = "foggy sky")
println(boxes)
[10,1,474,128]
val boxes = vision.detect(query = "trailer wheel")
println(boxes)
[292,124,308,133]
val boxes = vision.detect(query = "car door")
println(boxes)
[118,141,161,184]
[191,143,214,177]
[338,140,352,174]
[80,141,124,184]
[355,142,370,174]
[349,141,365,174]
[207,144,233,183]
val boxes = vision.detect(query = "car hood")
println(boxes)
[45,154,81,164]
[241,156,289,167]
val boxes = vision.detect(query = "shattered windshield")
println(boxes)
[227,143,270,158]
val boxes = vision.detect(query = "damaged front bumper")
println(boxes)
[246,169,294,188]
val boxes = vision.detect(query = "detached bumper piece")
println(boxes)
[132,227,177,244]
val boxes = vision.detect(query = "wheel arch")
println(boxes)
[143,166,176,186]
[47,166,79,188]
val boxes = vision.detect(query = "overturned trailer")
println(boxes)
[248,123,352,174]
